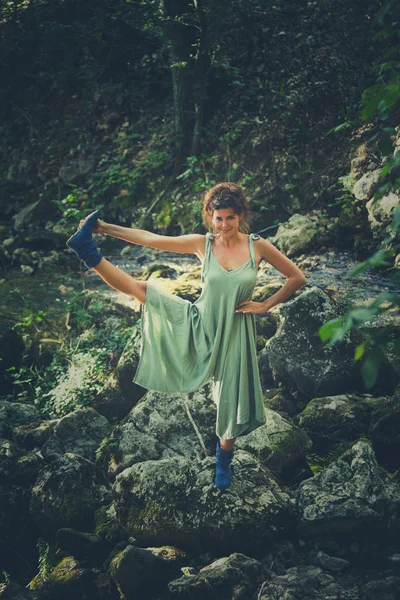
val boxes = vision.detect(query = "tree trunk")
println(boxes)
[161,0,210,166]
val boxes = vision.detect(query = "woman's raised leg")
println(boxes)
[92,258,147,305]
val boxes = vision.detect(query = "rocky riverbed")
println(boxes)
[0,206,399,599]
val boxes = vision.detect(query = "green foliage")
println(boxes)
[1,571,11,585]
[52,187,94,234]
[176,154,218,192]
[12,310,47,334]
[4,288,136,417]
[319,205,400,389]
[36,538,52,583]
[361,0,400,152]
[331,175,361,215]
[319,0,400,390]
[307,437,373,475]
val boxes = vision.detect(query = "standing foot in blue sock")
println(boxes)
[66,210,103,268]
[215,440,234,490]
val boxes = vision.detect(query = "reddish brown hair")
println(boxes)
[202,182,250,232]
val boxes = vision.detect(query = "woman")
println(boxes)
[67,182,307,490]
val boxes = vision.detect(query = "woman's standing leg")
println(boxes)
[215,436,236,490]
[220,437,236,451]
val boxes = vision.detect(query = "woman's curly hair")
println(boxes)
[202,182,251,233]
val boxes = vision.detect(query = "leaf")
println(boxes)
[318,317,347,343]
[378,132,394,156]
[354,343,366,360]
[326,122,351,136]
[350,307,375,323]
[360,353,380,389]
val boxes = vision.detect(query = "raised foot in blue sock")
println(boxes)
[66,210,103,268]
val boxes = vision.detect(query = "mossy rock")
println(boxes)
[29,556,98,598]
[94,503,127,545]
[141,263,179,281]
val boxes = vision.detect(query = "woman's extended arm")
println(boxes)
[98,220,204,255]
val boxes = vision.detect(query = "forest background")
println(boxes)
[0,0,399,403]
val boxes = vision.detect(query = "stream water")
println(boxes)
[1,245,399,337]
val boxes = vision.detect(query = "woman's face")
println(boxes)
[211,208,242,236]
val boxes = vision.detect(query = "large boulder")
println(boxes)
[0,400,40,429]
[30,453,111,535]
[0,582,42,599]
[40,407,110,462]
[265,287,363,397]
[257,565,339,600]
[366,191,400,237]
[168,552,268,600]
[113,451,295,554]
[353,169,381,201]
[296,441,400,535]
[100,387,216,479]
[294,393,394,451]
[270,213,320,257]
[0,438,44,485]
[56,528,111,564]
[110,544,186,599]
[13,419,58,450]
[28,556,99,599]
[235,408,312,476]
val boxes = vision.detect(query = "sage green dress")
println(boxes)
[133,232,267,440]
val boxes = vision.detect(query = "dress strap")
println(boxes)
[201,232,214,282]
[249,233,260,268]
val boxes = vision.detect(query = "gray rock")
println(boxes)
[296,441,400,535]
[0,438,21,479]
[0,582,41,599]
[366,191,400,237]
[0,401,40,428]
[257,565,338,600]
[266,287,361,397]
[20,265,35,275]
[58,158,94,183]
[258,347,274,390]
[271,213,320,257]
[362,576,400,600]
[12,200,41,230]
[13,419,58,450]
[168,552,267,599]
[353,169,381,201]
[28,556,98,599]
[295,393,393,447]
[315,550,350,573]
[113,450,295,554]
[20,264,34,275]
[235,408,312,475]
[101,386,216,478]
[30,453,111,535]
[41,407,110,462]
[56,528,110,563]
[110,544,186,598]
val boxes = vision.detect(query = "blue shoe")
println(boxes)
[215,440,234,490]
[66,210,103,268]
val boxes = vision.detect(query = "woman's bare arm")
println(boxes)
[257,237,306,309]
[98,220,205,255]
[236,237,307,314]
